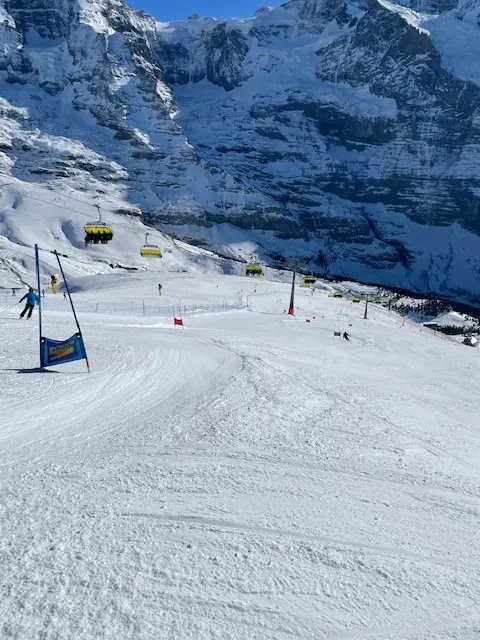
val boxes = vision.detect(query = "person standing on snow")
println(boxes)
[19,288,39,319]
[343,331,350,341]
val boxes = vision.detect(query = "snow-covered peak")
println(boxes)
[377,0,436,32]
[282,0,365,20]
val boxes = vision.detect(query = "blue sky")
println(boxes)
[128,0,263,21]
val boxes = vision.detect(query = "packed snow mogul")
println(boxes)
[19,288,39,319]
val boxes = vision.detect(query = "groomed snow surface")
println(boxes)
[1,269,480,639]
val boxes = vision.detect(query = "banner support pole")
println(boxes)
[54,250,90,372]
[34,244,43,368]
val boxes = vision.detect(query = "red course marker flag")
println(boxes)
[174,317,184,327]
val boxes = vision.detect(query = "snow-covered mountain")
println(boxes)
[0,0,479,304]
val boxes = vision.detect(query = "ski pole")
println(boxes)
[0,301,20,314]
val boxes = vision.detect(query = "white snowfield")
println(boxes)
[1,269,480,640]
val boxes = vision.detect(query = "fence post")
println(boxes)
[143,300,146,316]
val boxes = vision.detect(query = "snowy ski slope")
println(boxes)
[1,269,480,639]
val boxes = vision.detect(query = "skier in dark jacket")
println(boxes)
[19,288,38,319]
[343,331,350,341]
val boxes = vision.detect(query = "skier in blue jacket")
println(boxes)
[19,288,38,319]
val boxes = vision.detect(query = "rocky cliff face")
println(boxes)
[0,0,479,304]
[0,0,278,232]
[155,0,480,303]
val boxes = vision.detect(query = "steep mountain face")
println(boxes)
[0,0,479,304]
[0,0,278,241]
[155,0,480,303]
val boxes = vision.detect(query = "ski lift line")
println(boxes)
[0,173,163,238]
[0,178,158,239]
[0,172,128,217]
[0,179,117,221]
[0,181,91,218]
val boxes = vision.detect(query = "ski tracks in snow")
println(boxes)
[1,293,480,639]
[115,316,480,639]
[0,318,242,639]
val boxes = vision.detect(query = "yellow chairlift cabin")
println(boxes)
[303,275,317,284]
[84,205,113,245]
[140,233,162,257]
[245,263,264,276]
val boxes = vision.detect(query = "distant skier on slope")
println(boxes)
[19,288,39,319]
[343,331,350,341]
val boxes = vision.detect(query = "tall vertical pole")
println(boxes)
[288,270,296,316]
[34,244,43,367]
[54,250,90,372]
[55,251,80,334]
[364,295,368,320]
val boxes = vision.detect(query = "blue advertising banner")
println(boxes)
[34,244,90,372]
[40,333,87,368]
